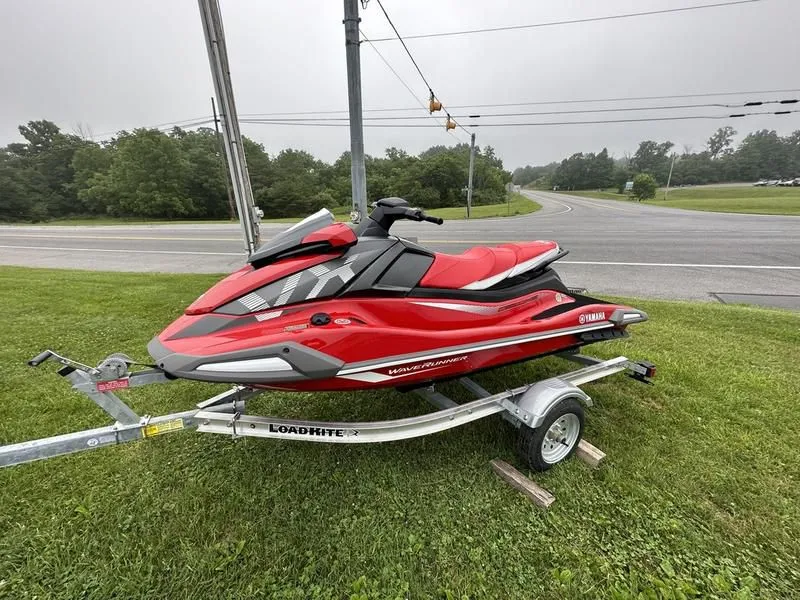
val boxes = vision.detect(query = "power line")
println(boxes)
[367,0,764,43]
[89,92,799,139]
[93,118,215,140]
[240,120,442,128]
[236,99,799,122]
[93,117,214,138]
[142,116,215,130]
[457,110,800,127]
[239,109,799,128]
[445,89,800,110]
[359,29,467,143]
[235,89,800,118]
[360,31,423,112]
[156,118,215,130]
[455,100,798,119]
[371,0,471,136]
[373,0,434,94]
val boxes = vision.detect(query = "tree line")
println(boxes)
[512,126,800,191]
[0,120,511,222]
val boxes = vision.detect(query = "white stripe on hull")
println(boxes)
[336,321,613,377]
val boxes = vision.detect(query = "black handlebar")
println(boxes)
[404,208,443,226]
[358,198,444,237]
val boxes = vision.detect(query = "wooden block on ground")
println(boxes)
[490,459,554,509]
[576,439,606,468]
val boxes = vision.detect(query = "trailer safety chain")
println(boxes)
[227,411,242,436]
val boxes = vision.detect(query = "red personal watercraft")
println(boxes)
[149,198,648,391]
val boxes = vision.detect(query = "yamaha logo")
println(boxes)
[579,311,606,324]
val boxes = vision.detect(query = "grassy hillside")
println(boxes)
[13,194,540,226]
[557,186,800,215]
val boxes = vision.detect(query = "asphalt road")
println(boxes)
[1,191,798,308]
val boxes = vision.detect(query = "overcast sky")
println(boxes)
[2,0,799,169]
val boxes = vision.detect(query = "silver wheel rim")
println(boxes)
[540,413,581,464]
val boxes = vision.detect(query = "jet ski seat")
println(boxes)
[419,240,560,290]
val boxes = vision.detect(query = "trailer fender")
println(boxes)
[514,378,591,429]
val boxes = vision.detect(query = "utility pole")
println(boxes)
[198,0,261,255]
[211,97,236,221]
[343,0,368,222]
[466,133,476,219]
[664,153,677,200]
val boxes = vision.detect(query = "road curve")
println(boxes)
[0,191,798,307]
[515,191,800,307]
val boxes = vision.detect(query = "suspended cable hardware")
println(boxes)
[235,98,800,122]
[238,109,800,128]
[429,92,442,114]
[371,0,471,136]
[235,89,800,119]
[359,28,466,143]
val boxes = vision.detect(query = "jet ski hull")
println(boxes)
[149,289,647,391]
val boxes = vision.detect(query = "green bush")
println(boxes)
[632,173,657,201]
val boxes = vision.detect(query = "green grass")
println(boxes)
[553,189,625,201]
[558,186,800,215]
[426,193,541,219]
[4,216,239,226]
[1,267,799,599]
[2,217,313,226]
[7,213,351,226]
[6,195,539,227]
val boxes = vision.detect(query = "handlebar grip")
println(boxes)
[424,216,444,225]
[28,350,54,367]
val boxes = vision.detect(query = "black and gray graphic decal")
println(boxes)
[216,249,381,315]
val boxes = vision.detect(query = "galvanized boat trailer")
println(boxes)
[0,350,654,470]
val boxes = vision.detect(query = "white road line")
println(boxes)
[0,235,560,245]
[0,234,241,242]
[551,194,640,213]
[0,245,243,257]
[561,260,800,270]
[1,244,798,270]
[522,191,573,216]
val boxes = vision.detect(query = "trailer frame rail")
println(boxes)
[0,350,654,468]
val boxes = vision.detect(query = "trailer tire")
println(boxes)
[517,397,584,472]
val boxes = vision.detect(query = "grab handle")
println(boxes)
[28,350,54,367]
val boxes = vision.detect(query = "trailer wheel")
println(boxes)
[517,397,584,472]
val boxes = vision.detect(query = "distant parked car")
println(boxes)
[793,178,800,187]
[753,179,769,186]
[767,179,780,186]
[778,179,796,187]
